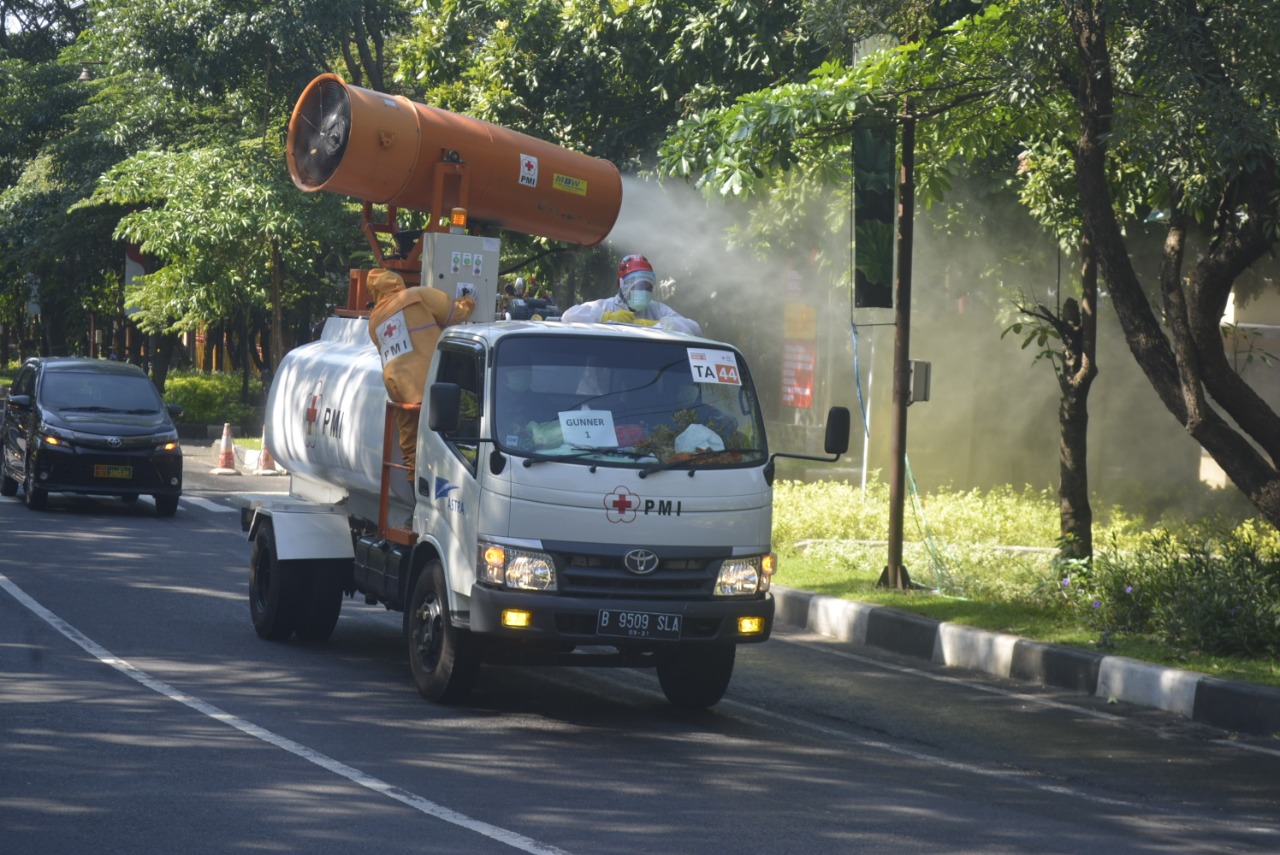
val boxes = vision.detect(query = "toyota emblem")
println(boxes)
[107,436,122,448]
[623,549,660,575]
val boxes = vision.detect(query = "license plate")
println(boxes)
[94,464,133,479]
[597,609,682,640]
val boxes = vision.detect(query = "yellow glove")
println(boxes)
[633,318,658,326]
[602,309,635,324]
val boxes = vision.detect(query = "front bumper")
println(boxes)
[468,584,774,646]
[30,445,183,497]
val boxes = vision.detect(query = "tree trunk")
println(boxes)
[269,237,285,371]
[1067,1,1280,529]
[1057,234,1099,561]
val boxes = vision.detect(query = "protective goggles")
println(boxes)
[621,270,656,292]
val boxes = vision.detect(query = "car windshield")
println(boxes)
[492,336,765,469]
[41,371,164,414]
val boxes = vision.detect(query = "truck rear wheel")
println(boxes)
[657,643,736,710]
[294,562,343,642]
[407,560,479,703]
[249,524,298,641]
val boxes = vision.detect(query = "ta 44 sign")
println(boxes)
[688,348,742,386]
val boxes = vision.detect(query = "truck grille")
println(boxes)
[557,554,716,600]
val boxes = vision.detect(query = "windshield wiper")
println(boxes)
[520,445,654,468]
[638,448,761,479]
[59,405,117,412]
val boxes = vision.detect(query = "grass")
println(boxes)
[773,480,1280,688]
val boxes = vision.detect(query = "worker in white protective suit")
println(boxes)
[561,255,701,335]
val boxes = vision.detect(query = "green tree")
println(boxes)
[660,1,1280,532]
[394,0,827,306]
[1,0,413,380]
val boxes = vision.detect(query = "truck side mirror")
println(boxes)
[825,407,851,455]
[428,382,461,433]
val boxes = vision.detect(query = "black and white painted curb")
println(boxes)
[773,586,1280,737]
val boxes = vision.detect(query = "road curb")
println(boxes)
[773,586,1280,737]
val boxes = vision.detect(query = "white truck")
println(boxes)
[244,74,849,709]
[245,242,848,711]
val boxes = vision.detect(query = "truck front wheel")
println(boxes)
[657,643,736,710]
[407,560,479,703]
[249,524,297,641]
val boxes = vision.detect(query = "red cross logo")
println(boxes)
[303,380,323,447]
[381,320,399,339]
[604,486,639,523]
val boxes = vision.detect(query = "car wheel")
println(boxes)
[406,560,479,703]
[0,450,16,496]
[248,523,298,641]
[154,494,179,517]
[23,468,47,511]
[656,643,736,710]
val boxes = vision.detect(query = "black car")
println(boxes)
[1,357,184,515]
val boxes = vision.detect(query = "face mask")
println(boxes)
[628,289,653,312]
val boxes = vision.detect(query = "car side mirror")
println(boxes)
[166,402,185,419]
[6,393,31,409]
[428,382,461,433]
[824,406,851,455]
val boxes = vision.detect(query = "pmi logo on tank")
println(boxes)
[302,379,345,448]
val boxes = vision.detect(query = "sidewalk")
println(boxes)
[180,448,1280,738]
[773,585,1280,737]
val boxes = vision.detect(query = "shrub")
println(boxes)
[163,370,264,428]
[1086,525,1280,657]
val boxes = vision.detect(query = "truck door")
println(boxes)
[418,342,485,609]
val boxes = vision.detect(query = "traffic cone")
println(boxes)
[209,423,241,475]
[253,427,280,476]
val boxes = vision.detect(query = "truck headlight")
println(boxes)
[480,544,557,591]
[715,555,772,596]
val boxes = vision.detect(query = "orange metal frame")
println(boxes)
[378,400,419,546]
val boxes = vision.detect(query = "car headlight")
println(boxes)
[38,424,73,448]
[479,543,557,591]
[715,554,774,596]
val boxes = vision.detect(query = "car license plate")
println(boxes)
[94,464,133,479]
[597,609,682,640]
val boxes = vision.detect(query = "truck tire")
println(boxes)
[406,560,479,703]
[294,562,343,642]
[249,524,298,641]
[657,643,736,710]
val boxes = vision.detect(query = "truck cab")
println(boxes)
[413,321,778,706]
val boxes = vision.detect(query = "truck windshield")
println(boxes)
[492,335,766,469]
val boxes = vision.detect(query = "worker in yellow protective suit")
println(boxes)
[367,268,475,477]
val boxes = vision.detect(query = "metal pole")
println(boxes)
[882,112,915,590]
[860,332,875,492]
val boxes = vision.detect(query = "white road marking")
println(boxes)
[178,495,236,513]
[0,572,572,855]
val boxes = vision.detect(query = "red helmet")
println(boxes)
[617,255,656,307]
[618,254,653,280]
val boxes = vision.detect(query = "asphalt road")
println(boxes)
[1,454,1278,853]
